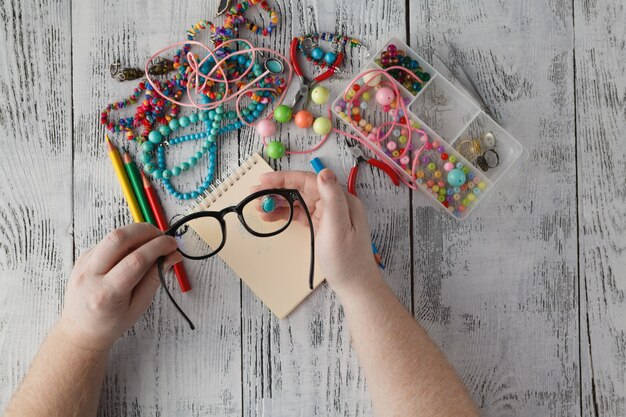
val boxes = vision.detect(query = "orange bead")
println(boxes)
[294,110,314,128]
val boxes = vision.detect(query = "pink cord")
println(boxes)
[145,39,293,119]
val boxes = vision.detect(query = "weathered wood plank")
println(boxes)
[575,0,626,415]
[410,0,579,415]
[0,0,73,411]
[71,2,242,415]
[237,0,411,415]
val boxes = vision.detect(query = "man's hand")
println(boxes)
[59,223,182,351]
[252,168,382,294]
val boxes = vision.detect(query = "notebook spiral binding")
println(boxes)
[187,153,259,214]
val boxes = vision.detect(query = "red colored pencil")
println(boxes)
[141,171,191,293]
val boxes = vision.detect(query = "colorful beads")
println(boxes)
[294,110,314,128]
[266,140,286,159]
[256,119,277,137]
[375,43,431,95]
[274,105,293,123]
[313,116,332,135]
[311,86,330,105]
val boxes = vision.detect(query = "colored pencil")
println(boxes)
[121,149,157,226]
[105,136,144,223]
[141,171,191,292]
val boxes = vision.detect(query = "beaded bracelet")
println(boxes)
[297,33,363,70]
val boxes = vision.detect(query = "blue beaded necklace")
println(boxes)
[141,94,273,200]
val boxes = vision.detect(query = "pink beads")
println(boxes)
[376,87,395,106]
[444,162,454,172]
[386,141,398,151]
[256,119,276,138]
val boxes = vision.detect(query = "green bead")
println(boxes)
[140,152,151,163]
[180,162,190,171]
[199,111,208,121]
[215,114,223,122]
[162,169,172,179]
[158,125,171,136]
[172,166,181,176]
[189,156,198,166]
[208,135,217,143]
[195,151,203,159]
[274,105,292,123]
[179,116,190,127]
[208,110,216,120]
[169,119,180,130]
[215,106,224,114]
[266,140,286,159]
[142,141,154,152]
[189,113,199,123]
[152,169,163,179]
[227,111,237,120]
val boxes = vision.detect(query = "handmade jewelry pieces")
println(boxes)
[296,33,364,71]
[456,131,500,172]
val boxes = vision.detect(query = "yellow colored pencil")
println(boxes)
[105,135,144,223]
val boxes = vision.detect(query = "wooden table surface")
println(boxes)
[0,0,624,415]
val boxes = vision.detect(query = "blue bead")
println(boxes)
[324,51,337,64]
[262,195,277,213]
[142,141,154,152]
[215,107,224,114]
[153,170,163,179]
[143,162,156,173]
[162,169,172,179]
[199,111,208,121]
[148,130,162,144]
[209,153,216,161]
[191,191,199,199]
[180,162,190,171]
[200,94,210,104]
[169,119,180,131]
[172,166,181,176]
[195,151,203,159]
[311,47,324,60]
[183,193,190,200]
[140,152,151,163]
[189,156,197,166]
[179,116,190,127]
[158,125,171,136]
[189,113,199,123]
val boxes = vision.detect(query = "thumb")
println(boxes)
[317,169,351,233]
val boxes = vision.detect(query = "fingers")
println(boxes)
[258,171,316,189]
[345,192,370,230]
[88,223,163,274]
[316,169,351,234]
[129,251,183,316]
[103,235,178,299]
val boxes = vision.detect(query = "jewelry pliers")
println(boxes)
[289,37,344,112]
[346,141,400,196]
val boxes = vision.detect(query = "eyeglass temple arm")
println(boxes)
[158,257,196,330]
[296,193,316,291]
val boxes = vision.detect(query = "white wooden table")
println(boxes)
[1,0,624,415]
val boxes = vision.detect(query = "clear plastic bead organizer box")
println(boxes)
[331,37,527,220]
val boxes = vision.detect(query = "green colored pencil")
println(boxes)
[122,149,157,226]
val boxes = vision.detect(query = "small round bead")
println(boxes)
[313,116,332,135]
[311,86,330,105]
[266,140,286,159]
[179,116,190,127]
[148,130,163,144]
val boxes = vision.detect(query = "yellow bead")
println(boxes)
[365,124,373,132]
[416,171,424,179]
[398,135,407,144]
[351,108,360,115]
[468,194,476,201]
[432,185,439,192]
[434,171,442,179]
[392,150,400,157]
[478,182,486,189]
[362,92,371,101]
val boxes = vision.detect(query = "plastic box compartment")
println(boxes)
[331,37,527,220]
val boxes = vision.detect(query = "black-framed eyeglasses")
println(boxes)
[158,188,315,329]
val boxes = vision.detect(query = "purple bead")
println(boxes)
[446,195,454,202]
[338,99,346,107]
[403,97,411,105]
[421,156,430,164]
[387,44,397,53]
[437,146,445,153]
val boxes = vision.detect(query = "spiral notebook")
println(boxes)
[187,153,324,318]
